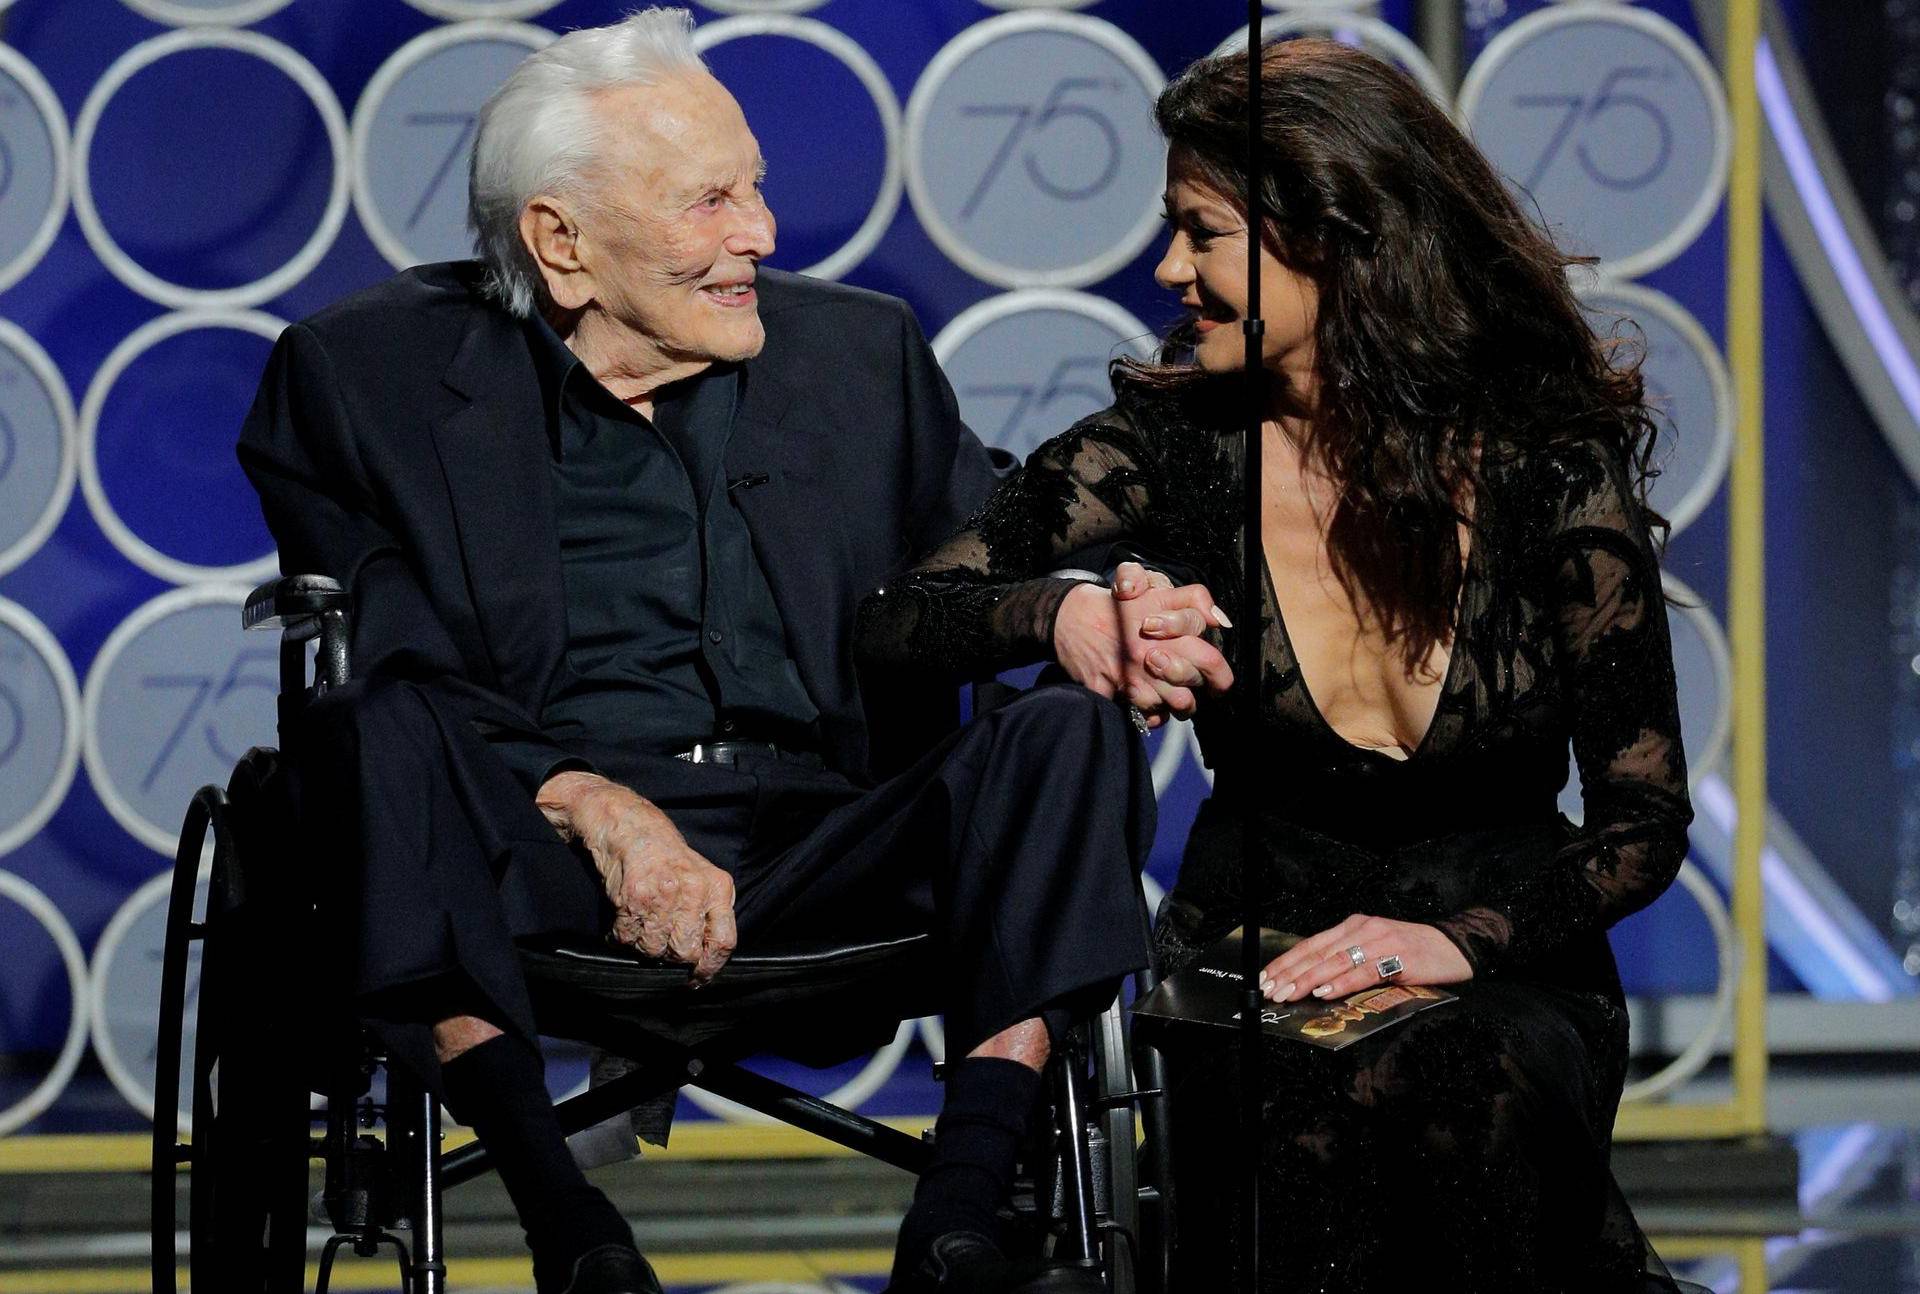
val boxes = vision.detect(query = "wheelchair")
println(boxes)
[149,575,1177,1294]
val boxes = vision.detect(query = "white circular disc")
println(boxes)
[1661,573,1733,789]
[1148,716,1214,800]
[1141,870,1167,922]
[0,599,82,858]
[1618,858,1739,1104]
[915,1014,945,1066]
[89,862,209,1132]
[0,319,78,579]
[1577,279,1733,538]
[78,309,286,586]
[0,44,71,295]
[72,28,351,310]
[1456,4,1730,278]
[693,15,903,281]
[931,289,1153,462]
[1559,571,1732,820]
[352,21,555,273]
[0,869,90,1136]
[697,0,830,12]
[403,0,562,19]
[906,12,1168,289]
[82,584,277,856]
[1211,12,1451,110]
[120,0,297,24]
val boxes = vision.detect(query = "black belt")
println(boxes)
[676,740,822,768]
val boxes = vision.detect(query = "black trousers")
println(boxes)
[290,679,1155,1090]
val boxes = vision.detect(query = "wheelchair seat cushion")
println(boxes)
[517,930,937,1062]
[521,929,930,981]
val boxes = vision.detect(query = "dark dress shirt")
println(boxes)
[491,316,818,790]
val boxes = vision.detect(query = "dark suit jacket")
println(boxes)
[239,261,1005,821]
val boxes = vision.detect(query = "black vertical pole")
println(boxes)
[1238,5,1266,1293]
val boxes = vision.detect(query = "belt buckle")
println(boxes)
[678,740,782,766]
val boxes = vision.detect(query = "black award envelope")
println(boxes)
[1133,928,1456,1051]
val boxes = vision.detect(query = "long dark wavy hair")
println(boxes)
[1120,38,1665,667]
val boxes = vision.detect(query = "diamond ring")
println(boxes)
[1345,945,1366,967]
[1376,955,1405,980]
[1124,704,1150,735]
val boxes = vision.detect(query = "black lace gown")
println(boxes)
[854,378,1697,1291]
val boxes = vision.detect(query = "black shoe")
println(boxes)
[560,1243,662,1294]
[887,1231,1107,1294]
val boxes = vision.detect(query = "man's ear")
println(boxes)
[520,197,594,311]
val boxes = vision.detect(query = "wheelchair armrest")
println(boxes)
[244,575,347,635]
[245,575,352,694]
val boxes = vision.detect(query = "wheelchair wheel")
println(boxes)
[1090,1001,1140,1294]
[1125,986,1175,1294]
[1013,1005,1143,1293]
[152,752,313,1293]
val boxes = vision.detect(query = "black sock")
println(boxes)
[439,1034,634,1290]
[892,1057,1042,1282]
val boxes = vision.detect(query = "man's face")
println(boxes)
[580,73,776,365]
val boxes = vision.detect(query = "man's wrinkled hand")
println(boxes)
[536,772,737,984]
[1051,561,1233,727]
[598,837,736,981]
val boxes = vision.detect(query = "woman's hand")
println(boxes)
[1051,562,1234,727]
[1259,913,1472,1003]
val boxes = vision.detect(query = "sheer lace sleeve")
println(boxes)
[853,413,1162,677]
[1437,440,1694,975]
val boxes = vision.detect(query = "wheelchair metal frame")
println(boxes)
[151,576,1175,1294]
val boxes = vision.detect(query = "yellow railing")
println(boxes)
[1724,0,1773,1145]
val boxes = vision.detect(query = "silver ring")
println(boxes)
[1345,945,1365,967]
[1125,704,1150,735]
[1376,954,1405,980]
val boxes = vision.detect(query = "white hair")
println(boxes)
[468,7,707,318]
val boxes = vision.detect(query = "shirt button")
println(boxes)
[708,629,724,644]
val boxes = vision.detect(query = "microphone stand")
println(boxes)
[1237,4,1266,1292]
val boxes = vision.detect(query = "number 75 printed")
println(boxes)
[1515,66,1674,193]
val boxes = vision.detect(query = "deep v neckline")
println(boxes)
[1254,544,1468,764]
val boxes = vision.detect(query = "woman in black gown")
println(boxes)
[855,38,1697,1293]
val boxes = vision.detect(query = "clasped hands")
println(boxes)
[536,770,736,984]
[1051,561,1235,727]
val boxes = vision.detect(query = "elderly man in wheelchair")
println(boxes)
[155,9,1218,1294]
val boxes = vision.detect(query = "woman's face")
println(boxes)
[1154,157,1319,396]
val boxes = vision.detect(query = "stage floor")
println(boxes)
[0,1060,1914,1293]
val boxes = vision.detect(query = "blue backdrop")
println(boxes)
[0,0,1900,1135]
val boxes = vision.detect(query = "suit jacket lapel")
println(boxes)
[428,308,568,704]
